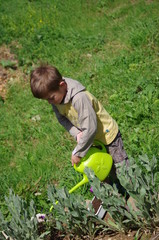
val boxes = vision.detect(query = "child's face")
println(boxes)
[45,81,67,105]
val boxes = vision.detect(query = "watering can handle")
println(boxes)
[74,140,106,171]
[92,140,106,153]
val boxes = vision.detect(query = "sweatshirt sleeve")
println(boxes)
[52,105,81,139]
[72,91,97,157]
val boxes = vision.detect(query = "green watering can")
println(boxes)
[69,140,113,194]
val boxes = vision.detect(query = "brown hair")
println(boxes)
[30,64,63,99]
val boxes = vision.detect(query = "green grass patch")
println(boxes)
[0,0,159,212]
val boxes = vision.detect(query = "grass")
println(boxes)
[0,0,159,212]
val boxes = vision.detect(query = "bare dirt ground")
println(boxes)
[0,44,25,99]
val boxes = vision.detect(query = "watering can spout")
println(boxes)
[69,174,88,194]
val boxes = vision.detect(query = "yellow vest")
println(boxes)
[56,91,118,145]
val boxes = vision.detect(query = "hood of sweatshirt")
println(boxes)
[63,77,85,104]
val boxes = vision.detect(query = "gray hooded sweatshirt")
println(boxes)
[52,77,118,158]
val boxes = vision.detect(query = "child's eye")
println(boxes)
[49,95,55,100]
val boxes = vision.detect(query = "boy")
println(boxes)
[30,64,129,215]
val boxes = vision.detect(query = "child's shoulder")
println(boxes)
[64,77,86,103]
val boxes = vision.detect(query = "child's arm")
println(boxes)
[52,105,81,139]
[76,131,83,143]
[71,91,97,158]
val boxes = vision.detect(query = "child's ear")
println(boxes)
[59,81,65,87]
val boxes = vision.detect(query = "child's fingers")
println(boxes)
[71,158,74,166]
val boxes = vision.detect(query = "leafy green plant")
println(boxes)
[48,185,107,239]
[117,155,159,230]
[85,168,140,233]
[85,154,159,234]
[0,190,49,240]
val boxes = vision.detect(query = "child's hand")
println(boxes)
[77,131,83,143]
[71,155,81,166]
